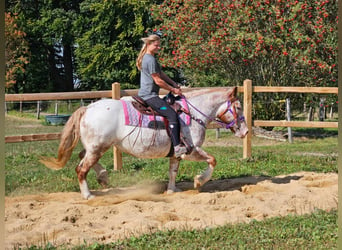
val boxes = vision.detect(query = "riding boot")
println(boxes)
[174,144,188,158]
[169,122,187,158]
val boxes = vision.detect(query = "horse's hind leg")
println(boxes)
[79,150,108,188]
[76,151,102,199]
[167,157,181,194]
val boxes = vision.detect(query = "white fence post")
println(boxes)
[36,101,41,119]
[54,101,58,115]
[286,98,293,143]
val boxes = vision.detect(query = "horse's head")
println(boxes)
[215,87,248,138]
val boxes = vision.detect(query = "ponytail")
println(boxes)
[136,34,160,70]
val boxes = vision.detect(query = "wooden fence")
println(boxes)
[5,80,338,169]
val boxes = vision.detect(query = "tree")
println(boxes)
[6,0,159,92]
[74,0,158,90]
[5,12,30,91]
[152,0,338,122]
[152,0,337,88]
[6,0,82,93]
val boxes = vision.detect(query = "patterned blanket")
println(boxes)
[120,99,191,128]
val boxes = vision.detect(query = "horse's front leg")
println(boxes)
[167,157,182,194]
[189,147,217,189]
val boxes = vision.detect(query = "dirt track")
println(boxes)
[5,171,337,249]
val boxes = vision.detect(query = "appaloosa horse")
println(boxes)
[41,87,248,199]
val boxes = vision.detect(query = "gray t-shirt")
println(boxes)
[138,54,161,100]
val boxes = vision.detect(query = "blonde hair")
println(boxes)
[136,34,161,70]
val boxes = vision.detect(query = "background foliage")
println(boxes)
[153,0,337,88]
[5,0,160,92]
[5,0,338,121]
[151,0,338,121]
[5,12,30,89]
[5,0,81,93]
[74,0,157,90]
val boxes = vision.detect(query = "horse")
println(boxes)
[40,87,248,199]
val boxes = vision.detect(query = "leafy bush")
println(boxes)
[152,0,338,122]
[153,0,337,87]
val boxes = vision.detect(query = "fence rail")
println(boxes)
[254,120,338,128]
[252,86,338,94]
[5,81,338,169]
[5,87,226,101]
[5,90,112,101]
[5,133,61,143]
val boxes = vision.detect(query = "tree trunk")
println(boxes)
[319,98,325,121]
[48,47,63,92]
[63,43,74,91]
[307,106,314,121]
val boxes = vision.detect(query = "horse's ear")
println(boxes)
[228,87,238,100]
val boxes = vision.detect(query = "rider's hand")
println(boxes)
[171,87,182,96]
[174,83,181,89]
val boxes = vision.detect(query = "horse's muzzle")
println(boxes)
[235,127,248,138]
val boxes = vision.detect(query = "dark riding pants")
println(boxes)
[144,96,181,146]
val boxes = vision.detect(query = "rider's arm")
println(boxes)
[151,73,182,95]
[160,71,180,89]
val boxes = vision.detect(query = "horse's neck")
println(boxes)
[187,91,226,123]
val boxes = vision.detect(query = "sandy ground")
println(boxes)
[5,171,337,249]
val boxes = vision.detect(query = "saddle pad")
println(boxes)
[120,98,191,128]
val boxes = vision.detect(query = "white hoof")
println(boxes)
[166,189,175,195]
[166,187,182,194]
[194,175,203,189]
[86,194,95,200]
[81,192,95,200]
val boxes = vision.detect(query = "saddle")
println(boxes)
[131,93,183,117]
[131,93,193,155]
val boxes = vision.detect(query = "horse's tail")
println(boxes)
[40,107,87,170]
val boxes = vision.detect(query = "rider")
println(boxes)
[136,34,188,158]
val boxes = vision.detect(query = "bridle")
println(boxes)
[181,96,245,131]
[215,99,245,131]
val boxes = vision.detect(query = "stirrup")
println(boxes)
[174,145,188,158]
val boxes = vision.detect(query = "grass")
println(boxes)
[97,209,337,250]
[124,209,337,250]
[5,114,338,249]
[22,209,338,249]
[5,114,337,196]
[5,130,337,196]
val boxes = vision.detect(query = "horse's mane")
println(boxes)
[184,87,229,99]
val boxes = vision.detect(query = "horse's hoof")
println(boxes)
[97,178,109,188]
[87,194,95,200]
[82,193,95,200]
[166,187,182,194]
[97,170,109,187]
[98,182,108,188]
[194,175,202,189]
[166,189,175,195]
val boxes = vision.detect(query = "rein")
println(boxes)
[181,96,244,130]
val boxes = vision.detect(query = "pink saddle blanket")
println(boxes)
[120,99,191,128]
